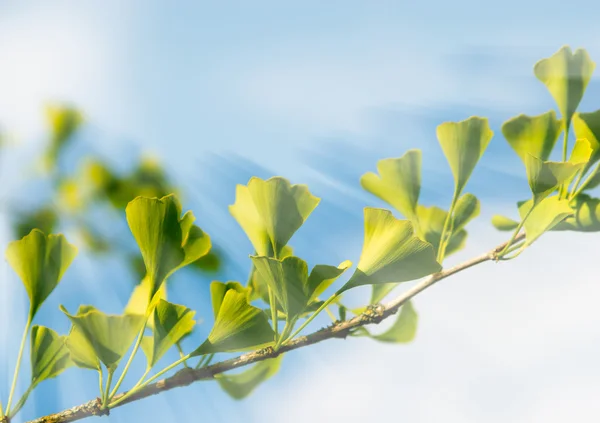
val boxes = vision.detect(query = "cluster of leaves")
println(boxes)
[1,45,599,422]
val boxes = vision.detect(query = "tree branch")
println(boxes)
[25,234,524,423]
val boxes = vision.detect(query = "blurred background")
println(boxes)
[0,1,599,422]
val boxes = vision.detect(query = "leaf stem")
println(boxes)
[6,314,32,415]
[570,162,600,199]
[176,342,189,368]
[109,312,150,400]
[267,286,279,343]
[7,383,35,419]
[284,294,338,345]
[101,370,114,408]
[498,207,533,257]
[437,191,459,263]
[559,123,570,198]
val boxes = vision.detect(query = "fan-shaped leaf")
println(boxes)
[229,177,319,257]
[338,208,441,294]
[126,195,211,302]
[6,229,78,319]
[437,117,493,195]
[192,286,274,355]
[360,149,421,221]
[525,155,584,203]
[573,110,600,173]
[216,356,283,400]
[501,111,562,163]
[141,300,196,368]
[248,245,293,303]
[30,326,73,385]
[61,305,146,371]
[518,197,574,246]
[534,46,595,124]
[552,194,600,232]
[124,276,168,329]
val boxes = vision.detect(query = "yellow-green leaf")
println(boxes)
[64,306,100,370]
[491,215,519,231]
[534,46,595,124]
[216,356,283,400]
[61,305,146,371]
[210,281,251,319]
[501,111,562,164]
[44,105,83,169]
[141,300,196,368]
[573,110,600,173]
[124,276,168,329]
[339,208,441,294]
[6,229,78,319]
[192,286,274,355]
[518,196,574,246]
[360,149,421,220]
[30,325,73,385]
[525,155,584,203]
[437,116,493,195]
[126,195,211,301]
[229,177,319,257]
[248,245,293,303]
[552,194,600,232]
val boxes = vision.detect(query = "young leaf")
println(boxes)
[437,117,493,195]
[141,300,196,368]
[251,256,351,320]
[126,195,211,301]
[64,306,101,370]
[552,194,600,232]
[573,110,600,173]
[525,155,584,203]
[518,196,574,246]
[360,149,421,221]
[6,229,78,319]
[534,46,595,124]
[124,276,168,329]
[569,138,594,164]
[491,215,519,231]
[229,177,320,257]
[61,305,146,371]
[248,245,294,303]
[30,326,73,385]
[363,301,418,343]
[210,281,251,319]
[338,208,441,294]
[216,356,283,400]
[501,111,562,164]
[192,287,274,355]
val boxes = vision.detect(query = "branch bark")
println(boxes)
[25,234,524,423]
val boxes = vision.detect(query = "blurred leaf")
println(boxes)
[191,249,222,273]
[491,215,519,231]
[44,105,83,168]
[141,300,196,368]
[124,276,168,329]
[501,111,562,163]
[518,196,573,246]
[363,301,418,343]
[61,305,146,371]
[216,356,283,400]
[126,194,211,302]
[573,110,600,173]
[569,138,594,164]
[229,177,319,257]
[339,208,441,294]
[30,325,73,385]
[534,46,595,124]
[14,207,58,239]
[6,229,77,319]
[192,285,274,355]
[553,194,600,232]
[360,149,421,221]
[437,117,493,195]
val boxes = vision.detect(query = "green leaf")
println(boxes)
[534,46,595,124]
[6,229,78,319]
[338,208,441,294]
[210,281,251,319]
[518,196,574,246]
[126,194,211,301]
[573,110,600,173]
[569,138,594,165]
[452,193,481,232]
[64,306,100,370]
[552,194,600,232]
[248,245,293,303]
[229,177,320,257]
[30,325,73,385]
[583,166,600,191]
[216,356,283,400]
[251,256,351,320]
[437,116,494,195]
[525,155,584,203]
[124,276,168,328]
[491,215,519,231]
[61,305,146,371]
[141,300,196,368]
[501,111,562,163]
[192,285,274,355]
[14,207,58,239]
[360,149,421,220]
[415,202,474,258]
[367,301,418,343]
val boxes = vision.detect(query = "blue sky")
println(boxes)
[1,1,600,422]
